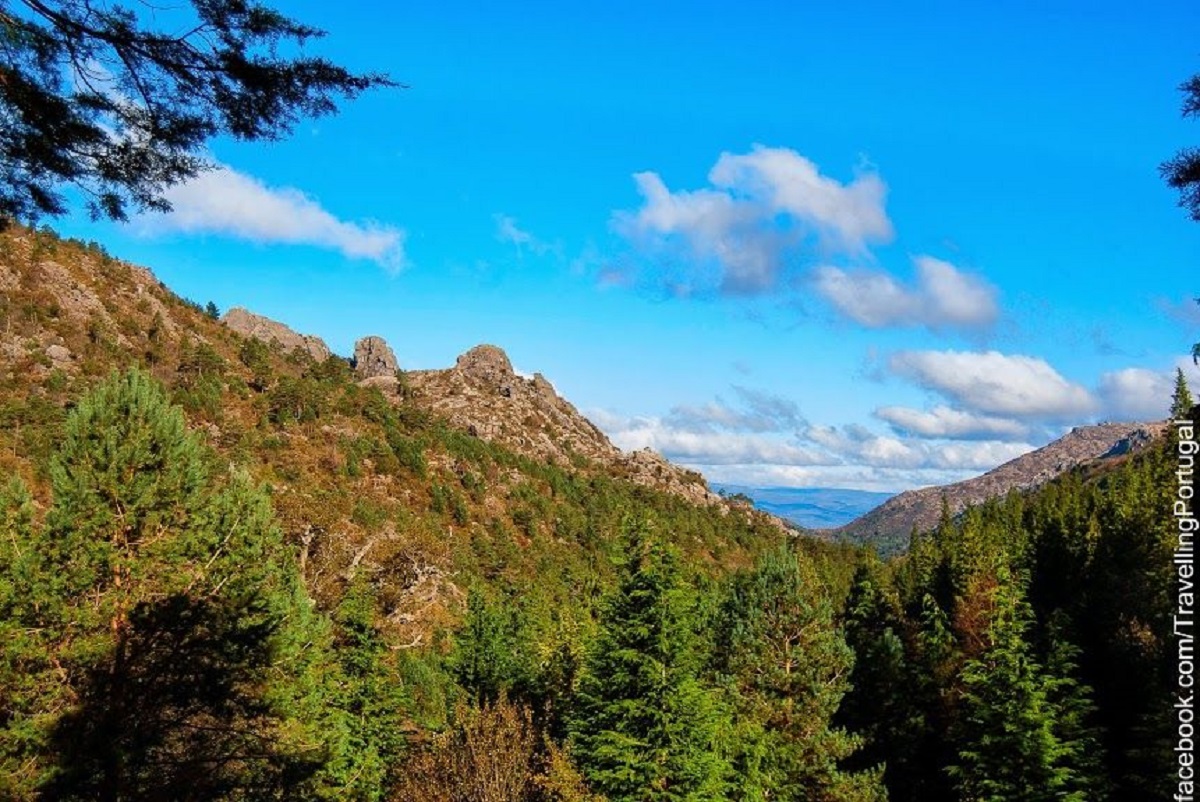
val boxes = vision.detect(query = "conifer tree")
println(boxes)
[715,547,884,802]
[837,561,927,801]
[0,476,45,800]
[452,587,529,704]
[569,519,730,801]
[322,578,411,800]
[0,370,343,799]
[1172,367,1195,418]
[1041,613,1108,801]
[949,566,1075,802]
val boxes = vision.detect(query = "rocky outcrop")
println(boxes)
[407,344,619,466]
[835,421,1169,550]
[403,344,737,511]
[353,336,399,379]
[618,447,724,508]
[222,307,331,362]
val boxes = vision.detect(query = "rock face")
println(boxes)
[453,340,516,384]
[835,421,1169,551]
[222,307,331,362]
[353,336,399,379]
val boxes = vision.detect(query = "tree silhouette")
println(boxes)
[0,0,394,222]
[1162,73,1200,221]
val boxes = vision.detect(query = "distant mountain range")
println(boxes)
[714,485,894,529]
[720,419,1169,553]
[830,421,1167,554]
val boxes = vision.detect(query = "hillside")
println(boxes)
[0,225,1184,802]
[0,227,796,637]
[832,420,1167,554]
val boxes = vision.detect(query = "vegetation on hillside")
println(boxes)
[0,228,1187,799]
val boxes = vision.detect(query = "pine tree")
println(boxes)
[1041,613,1108,801]
[949,566,1073,802]
[715,547,885,802]
[451,587,529,704]
[837,561,927,801]
[0,370,342,800]
[569,518,730,801]
[1173,367,1195,419]
[321,578,411,801]
[0,476,47,800]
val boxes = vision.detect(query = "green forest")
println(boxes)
[0,277,1188,799]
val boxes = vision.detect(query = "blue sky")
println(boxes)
[52,0,1200,491]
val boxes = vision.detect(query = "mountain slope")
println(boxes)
[833,421,1167,554]
[0,226,798,645]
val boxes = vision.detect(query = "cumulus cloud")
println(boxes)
[590,396,1035,493]
[610,418,834,466]
[1097,367,1171,421]
[814,256,998,331]
[613,145,892,294]
[874,405,1031,441]
[707,147,893,250]
[152,165,406,269]
[889,350,1097,420]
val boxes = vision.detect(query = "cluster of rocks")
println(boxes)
[352,335,399,379]
[222,308,400,381]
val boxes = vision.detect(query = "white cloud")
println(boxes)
[590,401,1035,494]
[814,255,998,330]
[666,386,804,433]
[889,350,1096,420]
[153,165,406,269]
[1097,367,1171,421]
[875,405,1031,441]
[1095,360,1200,421]
[698,463,976,493]
[613,145,892,294]
[603,413,832,467]
[708,147,893,250]
[495,213,555,256]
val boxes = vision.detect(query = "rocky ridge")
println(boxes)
[834,421,1169,549]
[214,304,736,513]
[222,307,332,363]
[0,235,180,374]
[398,343,729,510]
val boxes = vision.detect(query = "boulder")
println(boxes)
[46,343,72,366]
[353,335,399,379]
[455,344,514,390]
